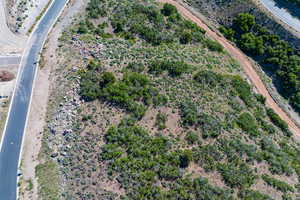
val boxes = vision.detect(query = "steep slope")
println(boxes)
[160,0,300,140]
[36,0,300,199]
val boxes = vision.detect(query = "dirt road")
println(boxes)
[159,0,300,136]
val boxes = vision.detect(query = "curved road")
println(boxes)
[160,0,300,136]
[0,0,68,199]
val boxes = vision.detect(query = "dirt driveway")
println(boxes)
[159,0,300,136]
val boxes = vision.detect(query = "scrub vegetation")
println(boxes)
[39,0,300,199]
[220,13,300,113]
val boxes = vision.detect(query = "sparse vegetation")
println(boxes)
[262,174,294,193]
[155,112,167,130]
[266,108,290,136]
[36,161,60,200]
[38,0,300,199]
[237,112,259,136]
[217,162,257,188]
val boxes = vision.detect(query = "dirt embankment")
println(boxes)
[182,0,300,49]
[159,0,300,136]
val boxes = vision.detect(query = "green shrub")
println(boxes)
[262,174,294,193]
[255,94,266,104]
[180,101,198,126]
[219,26,235,41]
[193,145,223,172]
[185,131,199,144]
[193,70,224,87]
[218,139,262,162]
[260,138,293,175]
[148,60,190,77]
[233,13,255,33]
[180,31,192,44]
[179,150,193,168]
[238,189,272,200]
[184,20,206,34]
[161,3,177,16]
[266,108,290,136]
[87,0,107,18]
[153,94,168,107]
[133,25,163,45]
[127,62,145,72]
[101,144,123,160]
[77,21,88,34]
[192,177,234,199]
[199,113,222,138]
[204,39,224,52]
[79,70,101,101]
[237,112,259,136]
[231,76,253,106]
[80,66,166,118]
[100,72,116,88]
[102,124,196,198]
[260,120,276,134]
[218,162,257,188]
[239,33,265,55]
[155,112,167,130]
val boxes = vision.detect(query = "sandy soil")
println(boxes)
[160,0,300,137]
[18,0,84,199]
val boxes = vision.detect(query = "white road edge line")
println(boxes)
[16,0,71,198]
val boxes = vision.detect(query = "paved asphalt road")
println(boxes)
[0,56,21,66]
[260,0,300,32]
[0,0,68,199]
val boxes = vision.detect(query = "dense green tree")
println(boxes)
[180,31,193,44]
[161,3,177,16]
[219,26,235,41]
[239,33,264,55]
[233,13,255,33]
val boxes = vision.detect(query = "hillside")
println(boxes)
[183,0,300,49]
[36,0,300,199]
[183,0,300,125]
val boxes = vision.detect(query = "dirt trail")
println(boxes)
[159,0,300,136]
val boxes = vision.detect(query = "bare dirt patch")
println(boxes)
[138,106,183,136]
[186,162,226,188]
[0,70,14,81]
[0,65,18,138]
